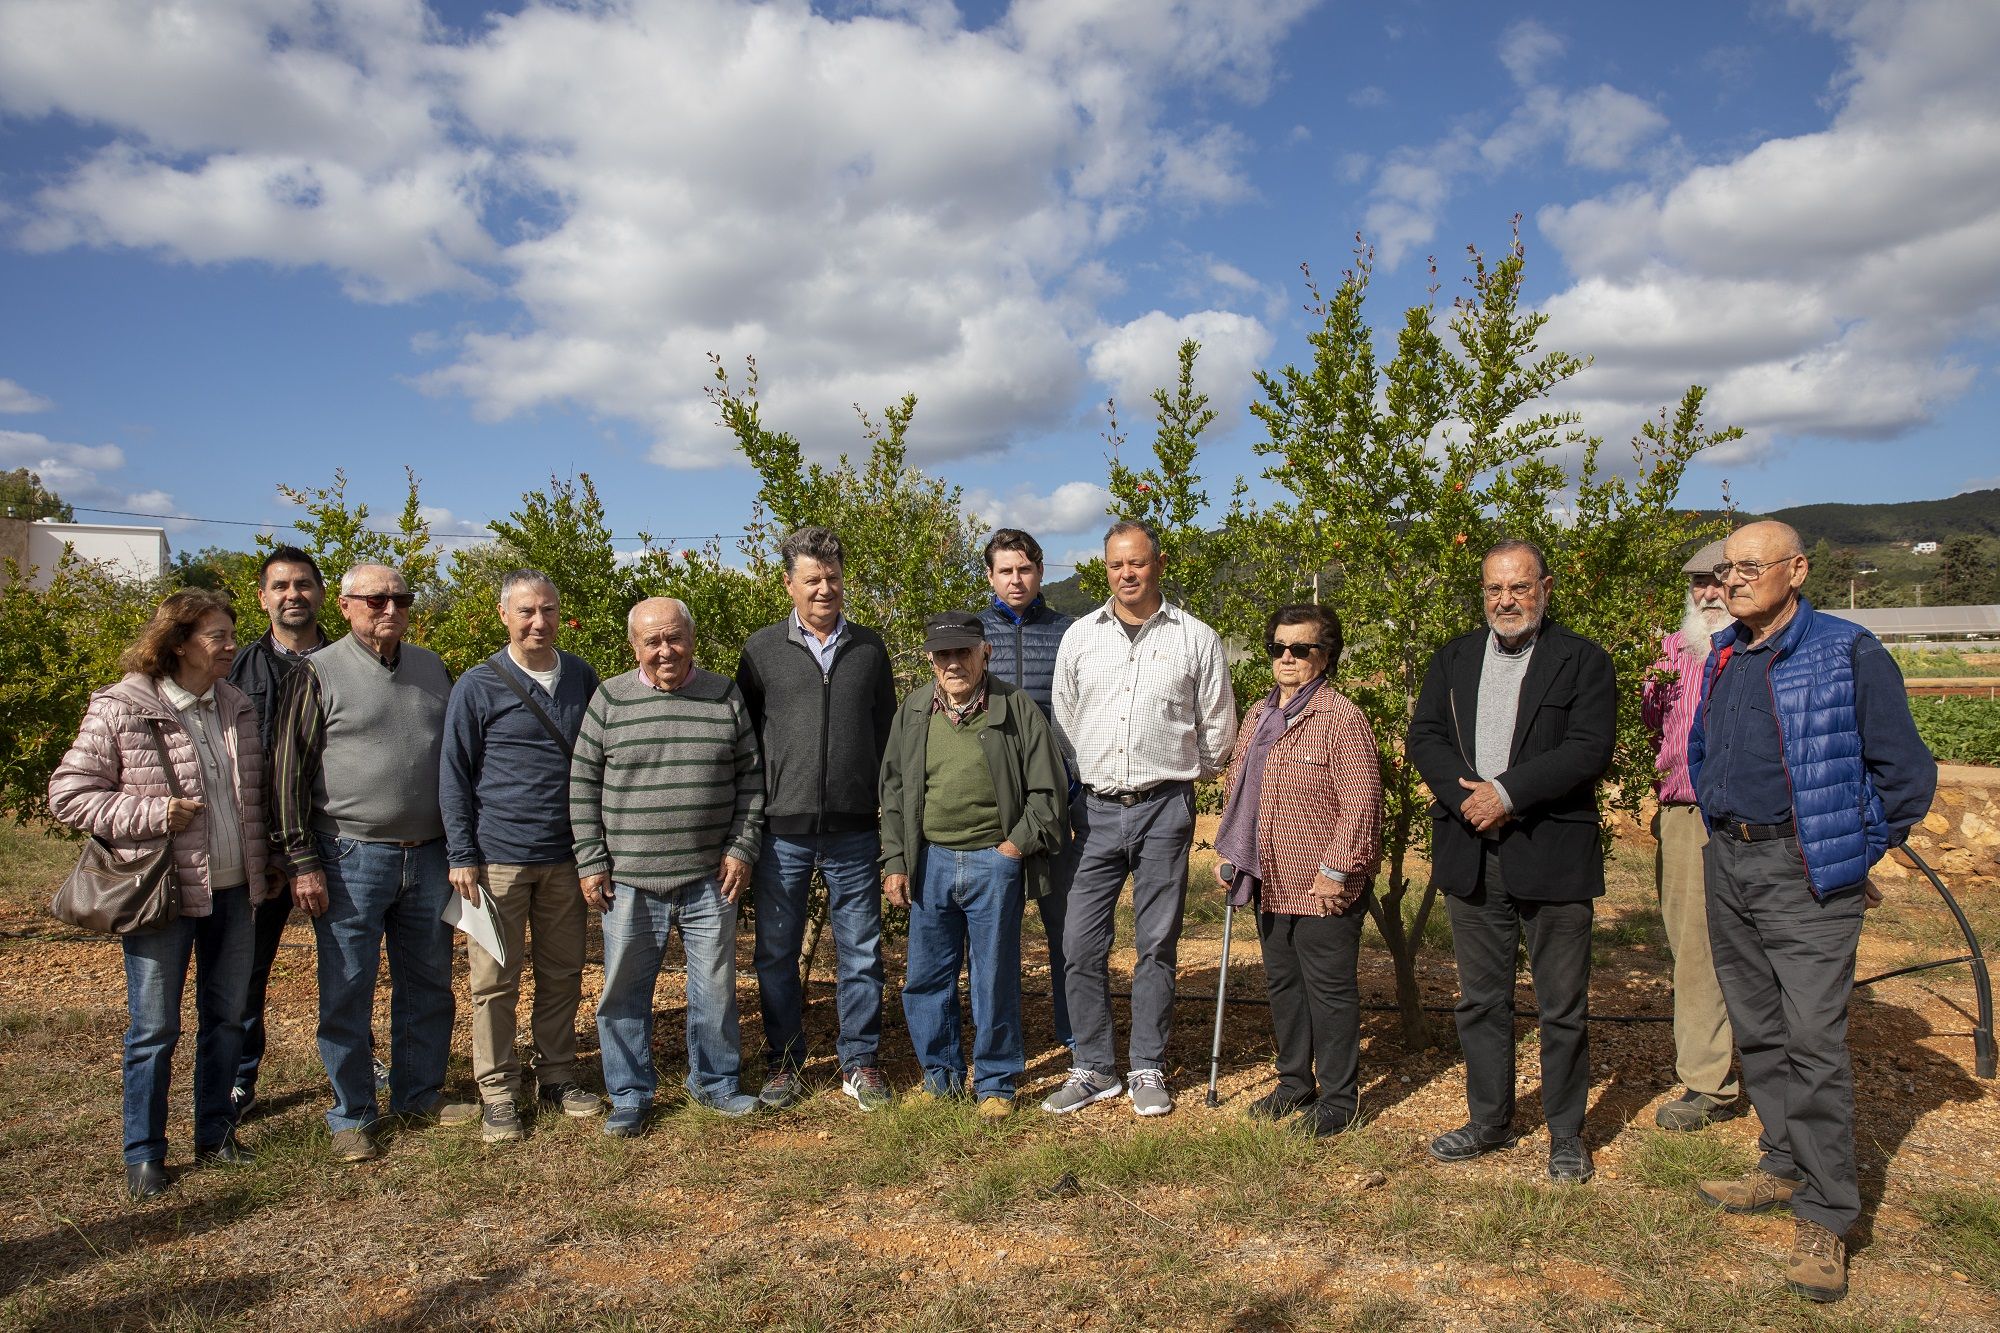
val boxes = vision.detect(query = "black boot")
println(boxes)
[126,1161,171,1201]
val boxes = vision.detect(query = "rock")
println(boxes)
[1922,811,1952,837]
[1360,1170,1388,1190]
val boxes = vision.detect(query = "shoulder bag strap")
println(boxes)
[146,717,187,799]
[487,653,574,758]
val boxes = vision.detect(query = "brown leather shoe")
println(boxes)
[1787,1219,1848,1302]
[1697,1169,1801,1214]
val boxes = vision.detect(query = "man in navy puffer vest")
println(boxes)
[977,528,1076,1048]
[1687,521,1935,1305]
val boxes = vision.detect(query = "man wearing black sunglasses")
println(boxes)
[1407,539,1616,1187]
[271,563,467,1163]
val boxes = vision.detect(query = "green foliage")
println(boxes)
[1149,232,1736,1047]
[1909,697,2000,766]
[1936,535,1999,606]
[1078,339,1228,621]
[249,467,443,645]
[1889,648,2000,679]
[0,468,74,522]
[0,555,162,825]
[705,355,986,689]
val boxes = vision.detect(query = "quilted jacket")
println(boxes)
[48,672,272,915]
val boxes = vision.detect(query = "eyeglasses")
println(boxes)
[1482,582,1542,601]
[1710,558,1795,582]
[342,592,414,610]
[1265,641,1325,660]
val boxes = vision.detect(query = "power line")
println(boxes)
[67,505,742,546]
[63,504,1083,570]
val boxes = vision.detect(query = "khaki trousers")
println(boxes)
[468,861,587,1103]
[1655,804,1738,1099]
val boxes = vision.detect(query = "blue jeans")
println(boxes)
[753,830,884,1072]
[311,835,455,1132]
[121,885,254,1163]
[597,877,744,1108]
[903,845,1026,1099]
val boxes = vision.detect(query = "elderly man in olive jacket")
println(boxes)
[880,612,1068,1115]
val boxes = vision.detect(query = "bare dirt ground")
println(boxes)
[1,814,1995,1331]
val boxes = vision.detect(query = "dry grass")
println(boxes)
[1,818,1996,1330]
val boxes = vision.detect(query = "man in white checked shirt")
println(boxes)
[1043,521,1237,1117]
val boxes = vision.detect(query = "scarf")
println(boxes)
[1213,676,1322,907]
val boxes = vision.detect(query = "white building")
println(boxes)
[22,521,170,589]
[1912,540,1940,555]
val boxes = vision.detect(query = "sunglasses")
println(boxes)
[1265,640,1325,660]
[342,592,415,611]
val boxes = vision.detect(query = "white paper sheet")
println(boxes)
[442,883,508,968]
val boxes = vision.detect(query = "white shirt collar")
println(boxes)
[159,676,216,711]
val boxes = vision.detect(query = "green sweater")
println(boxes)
[569,667,764,893]
[921,710,1003,849]
[879,677,1068,899]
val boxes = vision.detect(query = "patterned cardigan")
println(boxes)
[1218,683,1384,916]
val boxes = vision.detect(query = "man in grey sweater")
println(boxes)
[271,563,467,1162]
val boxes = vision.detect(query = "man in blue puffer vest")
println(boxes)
[1687,520,1935,1305]
[977,528,1077,1049]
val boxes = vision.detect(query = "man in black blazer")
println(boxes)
[1406,539,1617,1184]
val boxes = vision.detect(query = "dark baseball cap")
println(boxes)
[923,612,986,652]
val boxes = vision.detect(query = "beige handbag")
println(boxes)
[49,719,185,935]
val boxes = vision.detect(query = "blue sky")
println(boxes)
[3,0,1997,573]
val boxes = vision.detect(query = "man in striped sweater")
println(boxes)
[570,597,765,1134]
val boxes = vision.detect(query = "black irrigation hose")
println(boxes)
[1018,988,1673,1023]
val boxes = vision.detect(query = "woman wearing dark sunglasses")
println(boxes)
[1212,604,1383,1136]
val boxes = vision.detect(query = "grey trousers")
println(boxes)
[1704,830,1866,1235]
[1061,783,1195,1076]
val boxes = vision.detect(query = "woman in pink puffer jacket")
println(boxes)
[49,588,273,1203]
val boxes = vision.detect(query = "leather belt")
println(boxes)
[1713,817,1795,844]
[1087,783,1177,807]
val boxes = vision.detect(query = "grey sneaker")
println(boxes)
[758,1066,808,1110]
[538,1082,605,1118]
[1128,1068,1173,1117]
[480,1100,525,1144]
[1041,1069,1124,1114]
[373,1057,391,1094]
[697,1090,760,1117]
[841,1064,891,1112]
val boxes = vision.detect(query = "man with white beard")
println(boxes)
[1641,538,1739,1130]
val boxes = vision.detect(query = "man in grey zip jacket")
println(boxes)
[735,527,898,1111]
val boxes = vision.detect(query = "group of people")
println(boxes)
[50,514,1933,1306]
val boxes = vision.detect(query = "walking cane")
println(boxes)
[1205,897,1237,1108]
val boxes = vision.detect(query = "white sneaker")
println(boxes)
[1128,1068,1173,1117]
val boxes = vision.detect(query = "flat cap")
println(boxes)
[1683,537,1729,576]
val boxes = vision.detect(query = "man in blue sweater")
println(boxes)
[1688,521,1935,1305]
[976,528,1076,1049]
[440,570,602,1142]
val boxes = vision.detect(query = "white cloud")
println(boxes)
[1362,24,1668,266]
[1086,308,1275,432]
[0,0,1321,466]
[0,378,53,413]
[1498,20,1564,87]
[1537,0,2000,451]
[963,480,1114,536]
[1348,85,1386,109]
[0,427,182,518]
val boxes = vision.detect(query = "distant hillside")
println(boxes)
[1735,489,2000,547]
[1038,490,2000,613]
